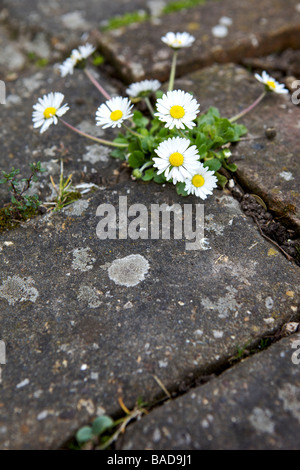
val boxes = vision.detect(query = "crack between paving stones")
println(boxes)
[61,315,300,450]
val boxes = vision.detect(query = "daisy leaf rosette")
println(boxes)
[255,71,288,94]
[32,92,69,134]
[161,31,195,49]
[96,96,134,129]
[126,80,161,98]
[155,90,200,130]
[184,163,218,200]
[153,136,201,184]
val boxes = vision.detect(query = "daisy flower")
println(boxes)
[32,92,69,134]
[155,90,199,129]
[184,163,218,200]
[59,43,95,77]
[161,32,195,49]
[255,71,288,94]
[126,79,161,98]
[153,136,200,184]
[95,96,134,129]
[78,43,96,59]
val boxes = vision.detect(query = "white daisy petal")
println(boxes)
[154,136,200,184]
[255,71,288,94]
[126,79,161,98]
[95,96,134,129]
[161,31,195,49]
[155,89,200,129]
[32,92,69,134]
[184,163,218,200]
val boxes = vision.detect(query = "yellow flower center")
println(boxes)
[267,80,276,90]
[192,174,205,188]
[43,107,57,119]
[169,152,184,167]
[110,110,123,121]
[170,105,185,119]
[172,40,182,46]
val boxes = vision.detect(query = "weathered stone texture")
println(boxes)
[117,333,300,450]
[0,182,299,449]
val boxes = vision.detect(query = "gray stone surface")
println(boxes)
[117,333,300,450]
[0,0,180,63]
[173,64,300,232]
[97,0,300,83]
[0,181,299,449]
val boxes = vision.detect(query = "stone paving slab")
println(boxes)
[0,180,299,449]
[96,0,300,83]
[173,63,300,232]
[117,332,300,450]
[0,65,125,207]
[0,0,179,63]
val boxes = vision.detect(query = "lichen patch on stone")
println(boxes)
[0,276,39,306]
[108,254,149,287]
[71,248,96,272]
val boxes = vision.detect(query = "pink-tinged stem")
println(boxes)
[229,91,267,123]
[84,68,111,101]
[59,118,128,148]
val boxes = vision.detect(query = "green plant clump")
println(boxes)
[0,162,45,231]
[111,105,247,194]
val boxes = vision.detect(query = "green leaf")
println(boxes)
[176,182,189,196]
[215,172,228,188]
[76,426,93,444]
[128,150,146,169]
[203,159,222,172]
[141,168,155,181]
[132,110,149,128]
[92,415,114,436]
[153,173,166,184]
[156,90,164,99]
[223,161,238,172]
[110,148,127,160]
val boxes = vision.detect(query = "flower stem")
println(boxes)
[168,50,178,92]
[144,96,154,117]
[59,118,128,148]
[84,68,111,101]
[140,161,153,172]
[229,91,267,123]
[122,123,145,139]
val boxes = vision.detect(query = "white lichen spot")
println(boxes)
[213,330,224,339]
[72,248,96,272]
[265,297,274,310]
[77,120,105,138]
[83,144,110,164]
[279,171,294,181]
[212,25,228,38]
[219,16,233,26]
[201,287,239,318]
[158,359,168,368]
[77,285,102,308]
[152,428,161,443]
[37,410,49,421]
[108,254,149,287]
[63,199,89,216]
[0,276,39,306]
[60,11,91,30]
[263,317,275,325]
[205,214,224,236]
[278,384,300,423]
[248,407,275,434]
[16,378,30,389]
